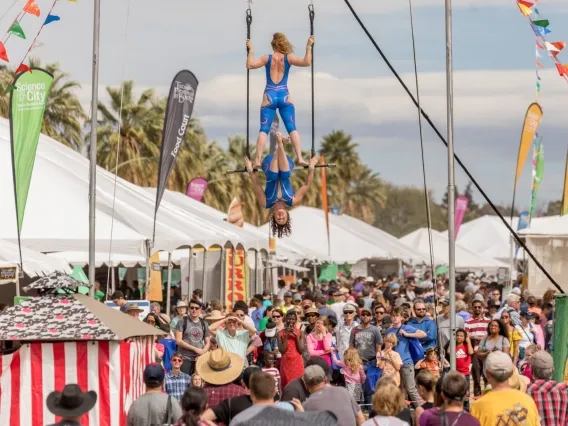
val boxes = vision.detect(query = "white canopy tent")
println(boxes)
[400,228,509,271]
[448,215,558,262]
[519,215,568,296]
[260,207,427,264]
[0,118,257,256]
[0,239,71,277]
[148,188,327,263]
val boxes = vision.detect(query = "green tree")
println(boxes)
[94,81,162,186]
[543,200,562,216]
[0,59,86,150]
[375,185,446,237]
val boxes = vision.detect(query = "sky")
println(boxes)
[2,0,568,210]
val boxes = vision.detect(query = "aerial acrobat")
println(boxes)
[246,32,315,168]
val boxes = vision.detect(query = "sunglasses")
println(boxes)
[272,315,282,319]
[415,308,425,311]
[343,311,354,315]
[172,358,183,363]
[375,311,385,315]
[189,306,200,311]
[501,316,510,319]
[306,314,318,318]
[361,312,372,317]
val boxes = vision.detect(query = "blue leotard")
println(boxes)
[259,55,297,135]
[262,153,295,209]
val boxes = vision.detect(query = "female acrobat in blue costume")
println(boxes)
[244,33,319,238]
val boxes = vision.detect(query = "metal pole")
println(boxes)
[202,250,208,301]
[445,0,457,371]
[166,253,172,316]
[88,0,101,296]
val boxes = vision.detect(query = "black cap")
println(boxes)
[262,290,271,296]
[143,363,165,386]
[110,290,124,300]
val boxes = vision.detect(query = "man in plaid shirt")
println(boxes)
[164,352,191,401]
[527,350,568,426]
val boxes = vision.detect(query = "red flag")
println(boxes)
[0,42,8,62]
[551,41,566,56]
[555,63,566,76]
[517,0,534,7]
[23,0,40,17]
[536,40,545,49]
[15,64,31,74]
[321,156,330,255]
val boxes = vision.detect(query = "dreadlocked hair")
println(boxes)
[270,214,292,238]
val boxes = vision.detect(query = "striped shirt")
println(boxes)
[262,367,281,394]
[465,316,490,350]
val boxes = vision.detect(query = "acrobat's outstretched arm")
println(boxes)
[246,40,269,69]
[293,155,319,206]
[245,157,267,207]
[288,35,315,67]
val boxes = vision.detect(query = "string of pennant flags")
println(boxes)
[0,0,72,73]
[517,0,568,83]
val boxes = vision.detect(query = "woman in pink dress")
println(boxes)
[278,311,306,388]
[306,316,333,366]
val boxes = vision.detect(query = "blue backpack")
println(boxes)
[396,326,425,363]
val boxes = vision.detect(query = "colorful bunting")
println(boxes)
[0,42,8,62]
[23,0,40,17]
[8,21,26,39]
[15,64,31,74]
[518,3,533,16]
[44,15,60,25]
[5,85,16,93]
[518,0,534,8]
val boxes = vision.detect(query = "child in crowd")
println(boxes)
[519,343,541,382]
[415,347,449,377]
[191,373,203,388]
[261,351,281,399]
[332,347,366,403]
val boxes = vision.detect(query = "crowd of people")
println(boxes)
[52,273,566,426]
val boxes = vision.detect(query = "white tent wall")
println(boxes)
[525,237,568,296]
[0,239,71,277]
[0,118,256,255]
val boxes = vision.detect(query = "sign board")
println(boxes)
[225,249,246,311]
[105,300,151,321]
[0,265,18,285]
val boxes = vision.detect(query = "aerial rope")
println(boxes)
[407,0,442,355]
[106,0,132,297]
[343,0,564,293]
[309,3,315,158]
[246,2,252,160]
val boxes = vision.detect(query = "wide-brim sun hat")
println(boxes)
[205,310,226,321]
[196,347,244,385]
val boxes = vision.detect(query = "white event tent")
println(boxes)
[260,207,428,264]
[400,228,509,271]
[0,118,263,258]
[0,239,71,277]
[449,215,557,262]
[519,215,568,295]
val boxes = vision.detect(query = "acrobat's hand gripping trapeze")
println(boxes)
[226,1,336,175]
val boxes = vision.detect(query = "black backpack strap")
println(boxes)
[164,394,172,425]
[182,315,189,335]
[199,317,207,337]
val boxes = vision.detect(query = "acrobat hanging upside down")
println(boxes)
[245,132,318,238]
[246,32,315,169]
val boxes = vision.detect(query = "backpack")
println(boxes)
[396,326,425,363]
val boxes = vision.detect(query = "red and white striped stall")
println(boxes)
[0,294,166,426]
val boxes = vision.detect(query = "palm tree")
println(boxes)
[339,165,387,223]
[95,81,162,186]
[29,58,86,150]
[0,60,86,149]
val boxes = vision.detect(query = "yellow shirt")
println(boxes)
[470,388,540,426]
[508,330,522,357]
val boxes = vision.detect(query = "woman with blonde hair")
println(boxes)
[246,32,315,168]
[362,383,410,426]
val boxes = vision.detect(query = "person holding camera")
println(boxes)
[278,311,306,388]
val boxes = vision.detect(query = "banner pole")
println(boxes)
[88,0,101,294]
[445,0,457,371]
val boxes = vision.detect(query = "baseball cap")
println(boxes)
[293,293,302,301]
[343,304,356,313]
[303,365,326,383]
[473,293,485,303]
[143,363,165,386]
[265,320,277,337]
[438,298,450,306]
[262,290,271,296]
[284,292,292,298]
[529,350,553,370]
[485,351,513,378]
[361,307,372,314]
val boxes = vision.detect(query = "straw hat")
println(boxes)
[204,310,226,322]
[124,303,143,314]
[508,366,529,393]
[196,347,244,385]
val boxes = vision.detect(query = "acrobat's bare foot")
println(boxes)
[297,158,309,167]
